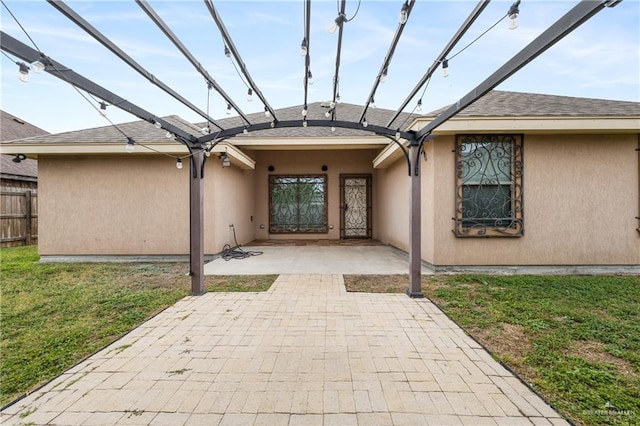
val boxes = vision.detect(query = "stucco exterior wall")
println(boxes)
[430,133,639,266]
[252,149,378,240]
[38,154,254,256]
[373,155,409,251]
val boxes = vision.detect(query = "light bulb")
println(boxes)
[166,132,173,139]
[329,101,336,109]
[395,131,401,139]
[303,120,308,128]
[336,93,341,103]
[442,60,449,78]
[154,121,162,129]
[99,102,107,117]
[224,45,231,58]
[243,127,249,135]
[125,139,135,153]
[205,149,211,158]
[201,126,211,134]
[331,126,336,132]
[247,88,253,102]
[300,38,308,56]
[325,111,331,118]
[222,155,231,168]
[31,60,45,73]
[265,108,271,117]
[302,108,307,117]
[328,22,338,34]
[176,158,183,169]
[509,13,519,30]
[370,98,376,109]
[307,70,314,85]
[380,68,388,83]
[226,104,232,115]
[18,62,29,83]
[363,118,368,128]
[399,1,409,24]
[417,99,423,112]
[270,121,275,128]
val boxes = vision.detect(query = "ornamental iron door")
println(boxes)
[340,175,372,238]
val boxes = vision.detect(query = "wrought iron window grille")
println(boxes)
[269,175,328,234]
[454,134,523,237]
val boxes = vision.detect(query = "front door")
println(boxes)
[340,174,372,238]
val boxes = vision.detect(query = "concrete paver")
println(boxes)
[2,274,564,425]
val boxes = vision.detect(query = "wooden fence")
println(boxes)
[1,191,38,247]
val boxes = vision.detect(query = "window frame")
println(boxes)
[269,174,328,234]
[454,134,524,238]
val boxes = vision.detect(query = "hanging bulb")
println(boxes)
[302,108,308,117]
[399,1,409,24]
[328,22,338,34]
[508,0,520,30]
[243,127,249,135]
[329,101,336,109]
[307,70,314,85]
[247,88,253,102]
[300,38,308,57]
[328,14,346,34]
[31,60,45,73]
[201,126,211,134]
[325,110,331,118]
[176,158,183,169]
[166,132,173,139]
[370,98,376,109]
[442,59,449,78]
[17,62,29,83]
[222,154,231,168]
[125,138,135,153]
[205,149,211,158]
[395,130,401,139]
[154,121,162,129]
[224,45,231,59]
[264,107,271,117]
[417,99,423,112]
[99,101,108,117]
[363,117,368,128]
[331,126,336,132]
[380,68,388,83]
[336,93,341,103]
[270,121,275,128]
[226,103,232,115]
[302,119,308,128]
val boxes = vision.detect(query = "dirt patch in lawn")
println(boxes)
[344,274,409,293]
[568,340,636,379]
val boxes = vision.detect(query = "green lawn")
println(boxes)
[346,274,640,426]
[0,246,275,406]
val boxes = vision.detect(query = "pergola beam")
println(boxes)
[136,0,251,126]
[47,0,224,131]
[302,0,311,114]
[386,0,490,128]
[330,0,347,121]
[358,0,415,124]
[203,0,278,122]
[415,0,613,140]
[0,31,197,143]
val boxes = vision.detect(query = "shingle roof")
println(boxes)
[196,101,418,138]
[1,111,48,178]
[426,90,640,117]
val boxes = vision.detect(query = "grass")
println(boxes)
[345,274,640,426]
[0,245,275,406]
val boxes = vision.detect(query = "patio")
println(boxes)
[1,274,566,425]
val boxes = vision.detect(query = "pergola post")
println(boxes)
[190,149,205,296]
[407,142,423,298]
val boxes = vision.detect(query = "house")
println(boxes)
[0,91,638,271]
[1,111,48,247]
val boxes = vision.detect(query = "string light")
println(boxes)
[380,67,388,83]
[154,121,162,129]
[270,121,275,128]
[336,93,341,103]
[222,154,231,168]
[226,103,232,115]
[99,101,108,116]
[362,117,368,128]
[395,130,401,139]
[243,127,249,135]
[166,131,173,139]
[328,13,347,34]
[176,158,183,169]
[329,101,336,109]
[201,126,211,134]
[125,137,135,153]
[307,70,314,85]
[264,106,271,117]
[17,62,29,82]
[246,88,253,102]
[442,59,449,78]
[325,110,331,118]
[31,60,45,73]
[399,1,409,25]
[331,126,336,132]
[417,99,422,112]
[302,107,308,117]
[224,45,231,58]
[303,119,308,128]
[370,97,376,109]
[300,37,308,56]
[509,0,521,30]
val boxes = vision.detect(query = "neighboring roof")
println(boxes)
[426,90,640,117]
[1,111,48,178]
[196,101,419,138]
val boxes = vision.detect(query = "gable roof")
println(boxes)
[1,111,48,178]
[426,91,640,117]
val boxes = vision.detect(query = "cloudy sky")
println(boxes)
[1,0,638,134]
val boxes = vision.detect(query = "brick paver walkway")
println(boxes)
[2,275,567,425]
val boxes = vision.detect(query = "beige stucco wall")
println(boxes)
[433,133,639,265]
[38,154,255,256]
[252,149,378,240]
[373,155,408,251]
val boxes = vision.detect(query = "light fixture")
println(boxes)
[324,110,331,118]
[380,67,388,83]
[166,132,173,139]
[307,70,314,85]
[154,121,162,129]
[329,101,336,109]
[303,119,308,128]
[442,59,449,78]
[221,154,231,168]
[125,137,135,153]
[270,121,275,128]
[336,93,341,103]
[264,106,271,117]
[224,45,231,59]
[331,126,336,132]
[99,101,108,117]
[328,13,347,34]
[395,130,401,139]
[17,62,29,83]
[508,0,520,30]
[243,127,249,135]
[12,154,26,163]
[247,88,253,102]
[300,37,308,56]
[201,126,211,134]
[205,147,211,158]
[226,103,232,115]
[31,60,45,73]
[302,107,308,117]
[417,99,423,112]
[176,158,183,169]
[399,1,409,25]
[363,117,368,128]
[370,97,376,109]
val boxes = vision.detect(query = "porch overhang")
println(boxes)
[230,136,390,151]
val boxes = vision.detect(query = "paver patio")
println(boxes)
[2,275,567,425]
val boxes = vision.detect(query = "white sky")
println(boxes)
[1,0,639,134]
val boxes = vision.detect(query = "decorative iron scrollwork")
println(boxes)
[454,134,523,237]
[269,175,327,233]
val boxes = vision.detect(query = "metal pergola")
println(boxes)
[0,0,622,296]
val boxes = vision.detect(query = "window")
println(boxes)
[454,134,523,237]
[269,175,327,233]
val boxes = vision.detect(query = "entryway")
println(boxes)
[340,174,372,239]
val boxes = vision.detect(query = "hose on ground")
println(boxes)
[221,225,263,261]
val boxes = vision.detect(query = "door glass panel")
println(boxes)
[344,178,368,237]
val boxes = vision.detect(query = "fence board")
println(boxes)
[1,191,38,247]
